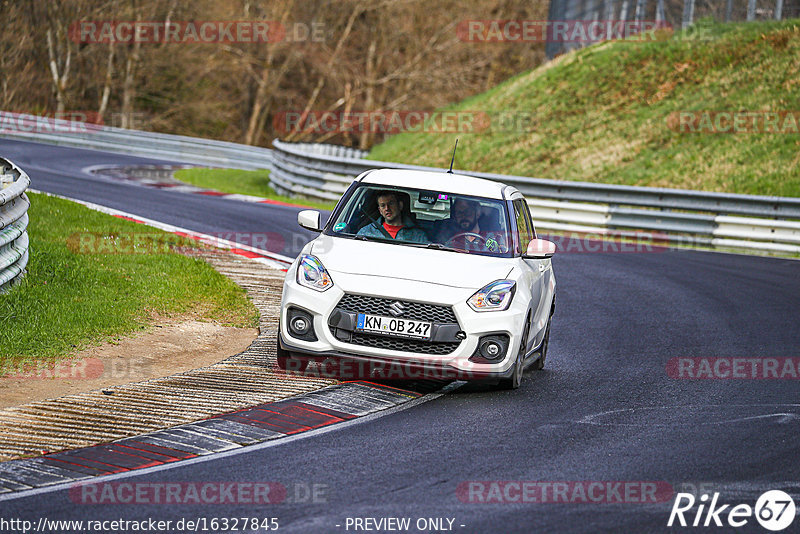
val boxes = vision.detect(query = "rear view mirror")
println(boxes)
[525,238,556,259]
[298,210,322,232]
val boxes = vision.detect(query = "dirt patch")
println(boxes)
[0,318,258,409]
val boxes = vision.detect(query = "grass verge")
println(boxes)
[173,168,337,211]
[368,19,800,197]
[0,193,259,363]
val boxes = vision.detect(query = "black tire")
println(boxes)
[276,353,310,373]
[276,332,309,373]
[498,314,531,390]
[530,318,551,371]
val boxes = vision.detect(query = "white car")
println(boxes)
[277,168,556,389]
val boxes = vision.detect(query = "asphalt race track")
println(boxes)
[0,138,319,258]
[2,138,800,533]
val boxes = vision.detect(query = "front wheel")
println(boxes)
[498,315,530,390]
[276,333,310,373]
[530,318,551,371]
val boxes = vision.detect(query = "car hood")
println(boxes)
[311,235,513,289]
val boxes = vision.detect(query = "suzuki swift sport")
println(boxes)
[277,168,556,389]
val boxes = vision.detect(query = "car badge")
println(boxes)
[388,301,406,317]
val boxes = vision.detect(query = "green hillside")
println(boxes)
[368,19,800,197]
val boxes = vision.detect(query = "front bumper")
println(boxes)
[280,270,527,381]
[279,332,518,381]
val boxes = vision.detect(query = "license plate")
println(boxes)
[356,313,432,340]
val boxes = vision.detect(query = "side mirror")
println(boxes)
[298,210,322,232]
[525,238,556,259]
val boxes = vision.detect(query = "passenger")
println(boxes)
[356,190,428,243]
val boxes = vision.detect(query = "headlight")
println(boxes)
[468,280,516,312]
[296,254,333,292]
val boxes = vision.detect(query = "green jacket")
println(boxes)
[355,214,428,243]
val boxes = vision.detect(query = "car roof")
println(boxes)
[358,168,519,200]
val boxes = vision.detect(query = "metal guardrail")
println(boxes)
[0,111,273,170]
[0,158,30,292]
[271,139,800,254]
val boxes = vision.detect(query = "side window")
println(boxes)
[522,199,536,240]
[345,188,370,233]
[513,199,532,254]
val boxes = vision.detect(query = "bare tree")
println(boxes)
[97,43,115,122]
[284,1,364,143]
[2,0,547,146]
[242,0,297,145]
[40,2,75,115]
[120,3,142,129]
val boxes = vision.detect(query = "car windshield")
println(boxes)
[324,183,513,257]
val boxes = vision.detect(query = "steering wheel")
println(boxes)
[445,232,487,248]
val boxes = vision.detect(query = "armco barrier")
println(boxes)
[0,158,30,292]
[0,111,272,170]
[271,139,800,254]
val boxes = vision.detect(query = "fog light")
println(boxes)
[286,307,317,341]
[469,334,510,364]
[483,341,501,358]
[291,316,310,335]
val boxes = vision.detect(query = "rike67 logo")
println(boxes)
[668,490,796,531]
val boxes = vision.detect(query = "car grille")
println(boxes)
[346,332,461,355]
[335,294,458,324]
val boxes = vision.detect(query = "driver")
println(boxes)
[356,190,428,243]
[436,197,506,253]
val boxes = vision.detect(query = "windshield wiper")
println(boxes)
[353,234,393,243]
[351,238,466,252]
[423,242,469,253]
[400,242,468,253]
